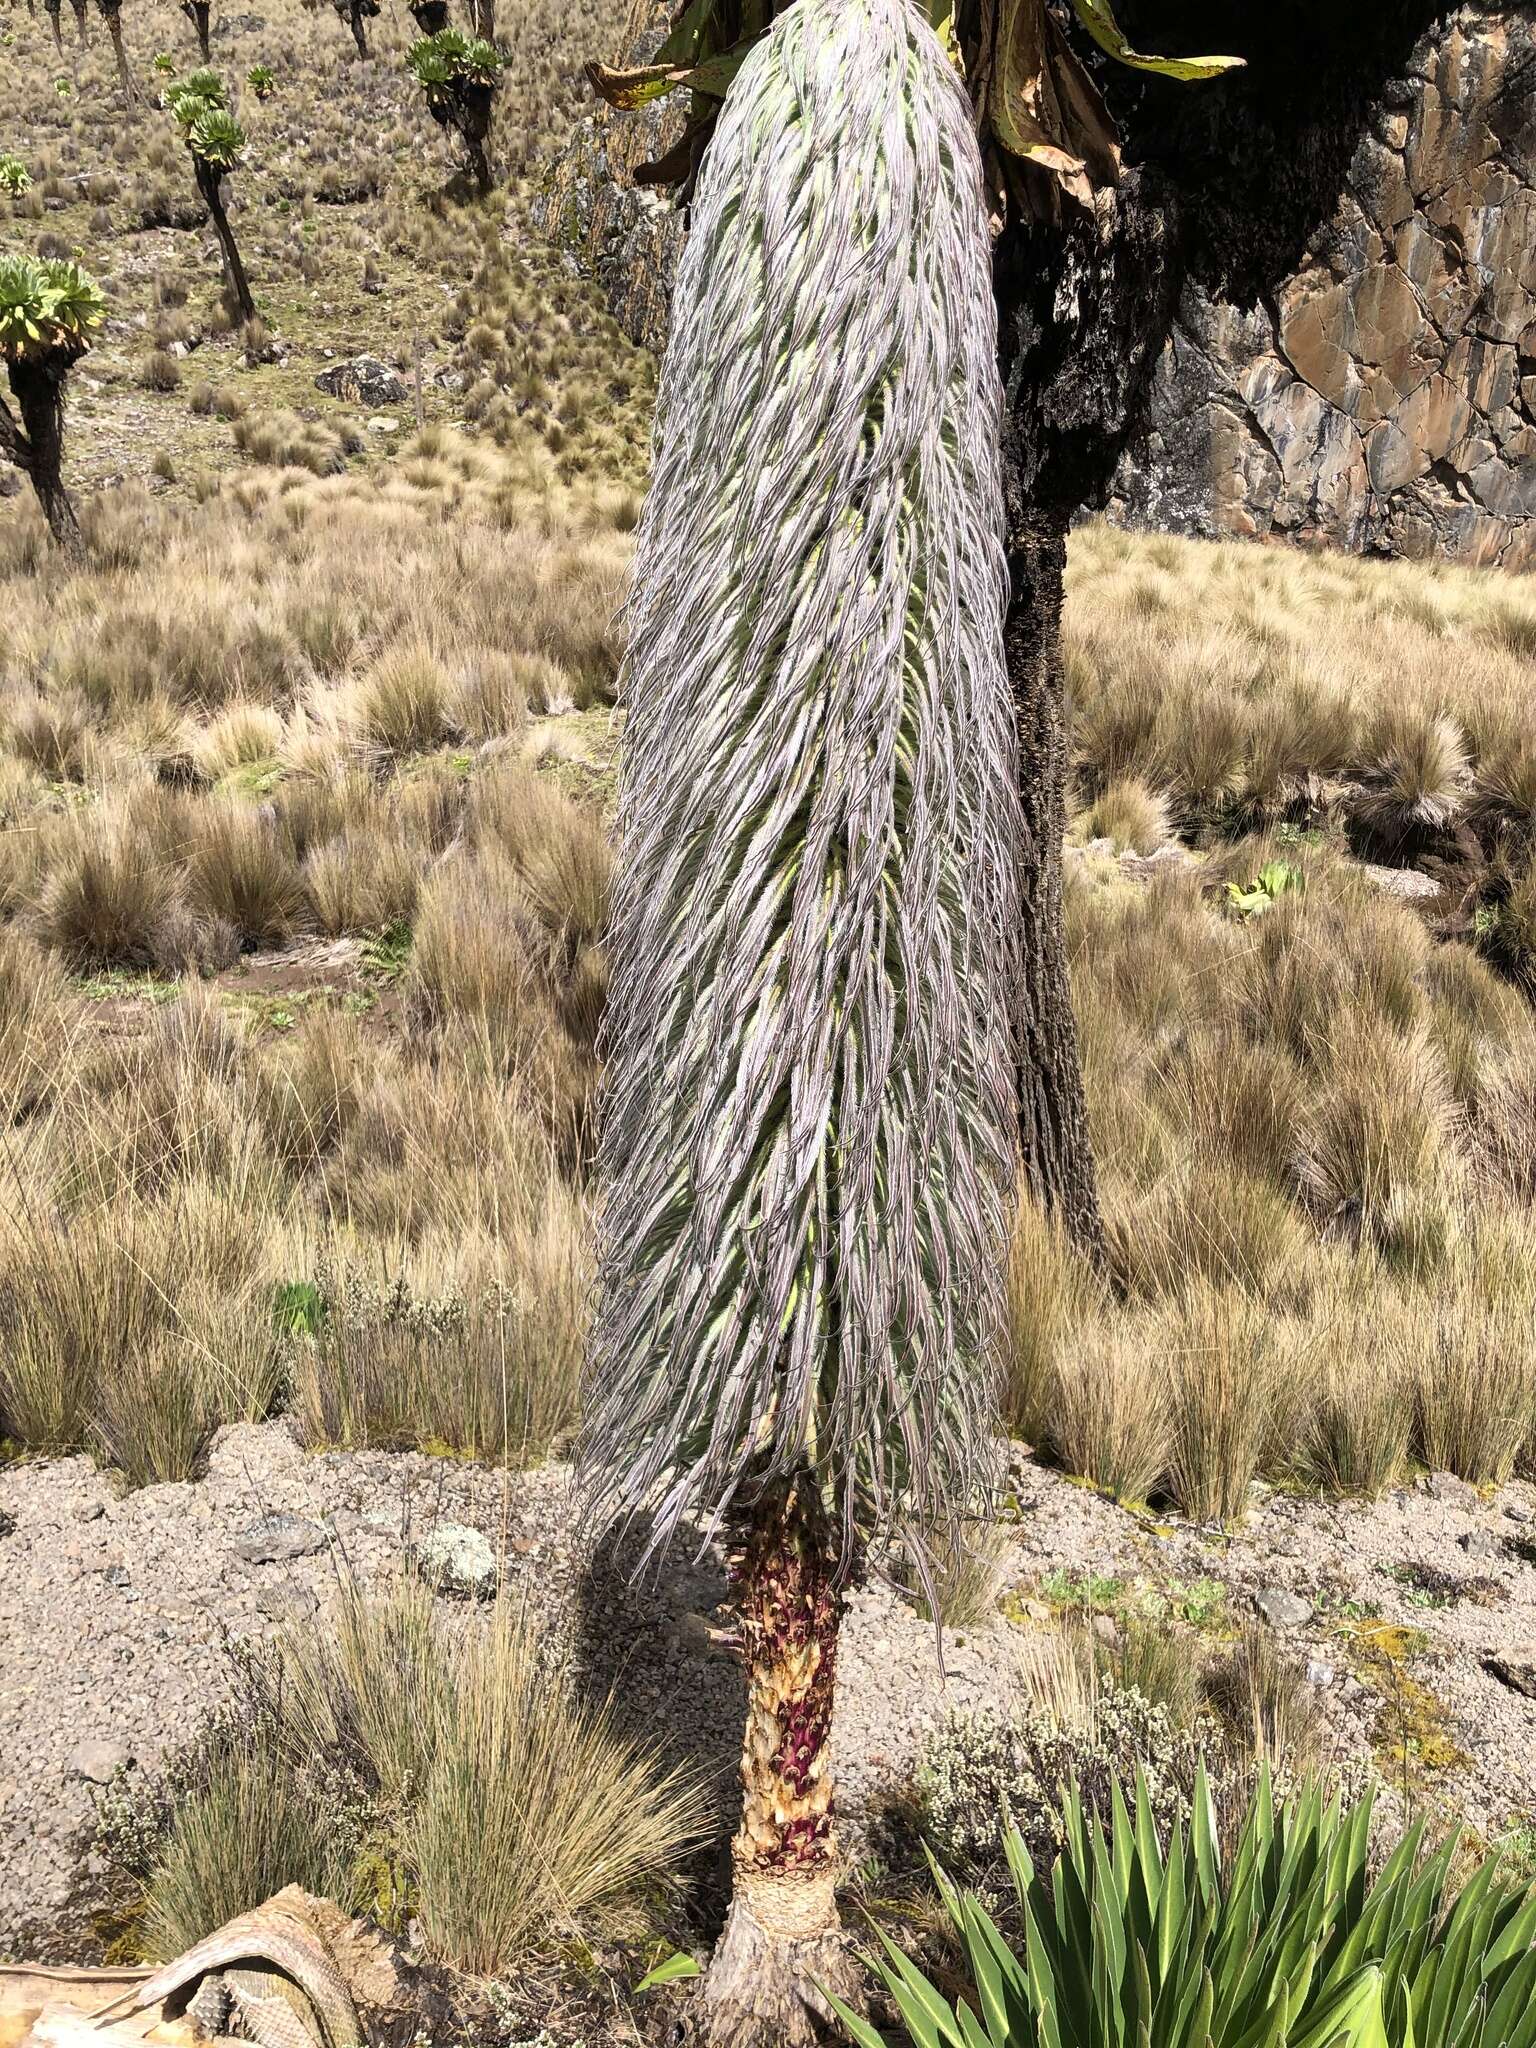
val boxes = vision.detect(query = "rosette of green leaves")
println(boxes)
[0,154,30,196]
[165,66,226,112]
[0,254,105,362]
[183,103,245,172]
[406,27,502,102]
[247,62,275,98]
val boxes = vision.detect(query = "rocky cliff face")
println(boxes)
[544,4,1536,569]
[1110,8,1536,569]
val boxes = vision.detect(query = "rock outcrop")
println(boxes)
[544,3,1535,568]
[1110,8,1536,568]
[535,0,683,357]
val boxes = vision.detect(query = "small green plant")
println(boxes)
[153,48,178,70]
[406,29,503,194]
[1226,858,1305,917]
[838,1769,1536,2048]
[273,1279,326,1339]
[0,154,30,196]
[54,75,73,95]
[246,62,275,97]
[358,917,413,981]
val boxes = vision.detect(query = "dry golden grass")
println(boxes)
[1065,522,1536,865]
[137,1577,708,1970]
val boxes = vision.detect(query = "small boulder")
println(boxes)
[1460,1530,1498,1560]
[1425,1472,1477,1507]
[233,1513,331,1565]
[1486,1644,1536,1699]
[413,1522,498,1599]
[68,1739,133,1784]
[365,415,400,434]
[1253,1587,1314,1630]
[315,354,408,407]
[256,1581,322,1621]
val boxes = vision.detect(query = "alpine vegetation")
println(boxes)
[0,253,105,558]
[582,0,1021,2037]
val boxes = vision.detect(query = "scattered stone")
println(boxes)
[1091,1612,1118,1646]
[72,1501,104,1523]
[1460,1530,1499,1560]
[67,1740,132,1784]
[256,1582,321,1621]
[1253,1587,1314,1630]
[1486,1645,1536,1699]
[1305,1659,1335,1687]
[0,1508,14,1538]
[365,415,400,434]
[314,354,407,407]
[1425,1472,1478,1507]
[232,1513,331,1565]
[1358,863,1441,901]
[1507,1503,1533,1525]
[413,1522,497,1599]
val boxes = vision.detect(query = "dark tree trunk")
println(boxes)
[1000,508,1106,1265]
[68,0,87,43]
[988,183,1180,1262]
[3,359,85,560]
[455,80,495,193]
[196,164,255,323]
[692,1473,861,2047]
[408,0,447,28]
[100,0,138,100]
[180,0,209,58]
[347,0,366,54]
[44,0,63,51]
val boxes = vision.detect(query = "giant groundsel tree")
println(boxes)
[582,0,1023,2038]
[166,72,255,322]
[0,254,104,558]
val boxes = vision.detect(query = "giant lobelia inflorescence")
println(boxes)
[584,0,1023,1568]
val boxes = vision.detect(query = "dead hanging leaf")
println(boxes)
[979,0,1121,212]
[1069,0,1245,81]
[586,58,698,109]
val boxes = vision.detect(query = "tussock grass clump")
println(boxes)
[141,1740,361,1962]
[407,1596,708,1970]
[135,1580,709,1972]
[1074,776,1171,855]
[304,828,421,936]
[32,811,183,970]
[184,807,308,950]
[0,1185,284,1479]
[354,646,454,757]
[233,409,353,476]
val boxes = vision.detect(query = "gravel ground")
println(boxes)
[3,1424,1534,1959]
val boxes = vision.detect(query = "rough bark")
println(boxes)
[407,0,447,31]
[692,1474,860,2047]
[987,182,1180,1259]
[3,359,85,560]
[346,0,367,57]
[68,0,87,43]
[453,81,495,194]
[99,0,139,101]
[43,0,63,51]
[179,0,209,58]
[196,166,255,324]
[1000,510,1104,1262]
